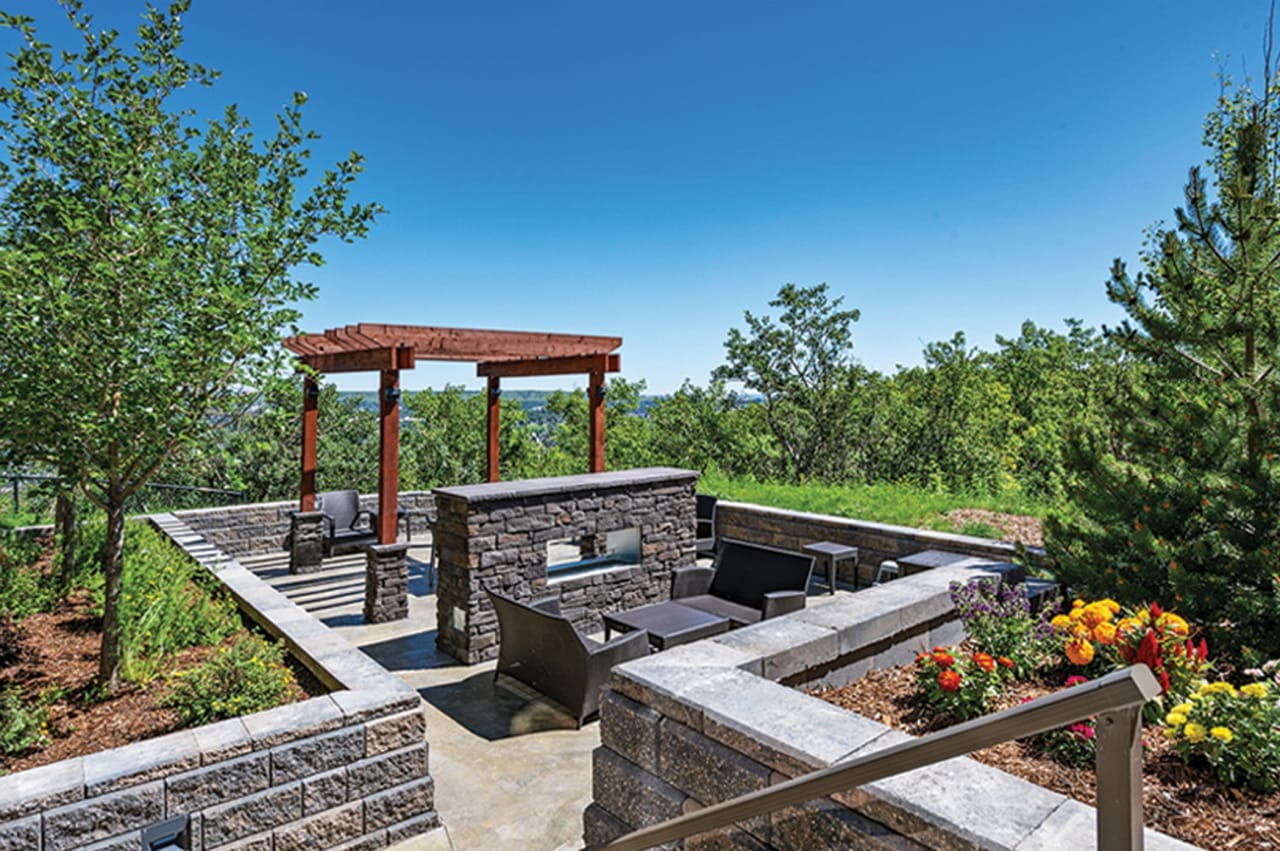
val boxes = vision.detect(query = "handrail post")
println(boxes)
[1095,704,1144,851]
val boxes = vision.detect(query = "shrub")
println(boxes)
[949,579,1058,676]
[164,634,296,726]
[1163,679,1280,793]
[913,646,1014,721]
[0,535,57,619]
[0,686,49,755]
[118,525,239,683]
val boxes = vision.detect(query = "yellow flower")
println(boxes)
[1066,637,1095,666]
[1242,683,1269,699]
[1093,622,1118,645]
[1116,617,1142,636]
[1184,723,1207,743]
[1080,603,1113,629]
[1165,711,1188,726]
[1097,599,1121,615]
[1157,612,1189,636]
[1164,726,1180,739]
[1171,703,1193,714]
[1204,681,1237,697]
[1210,726,1233,743]
[1050,614,1072,632]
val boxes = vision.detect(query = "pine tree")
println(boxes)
[1046,76,1280,660]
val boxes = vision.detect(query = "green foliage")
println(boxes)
[0,534,55,619]
[117,523,238,683]
[0,1,379,687]
[1046,77,1280,659]
[163,633,296,726]
[715,283,876,482]
[0,686,49,755]
[1163,680,1280,793]
[698,470,1054,530]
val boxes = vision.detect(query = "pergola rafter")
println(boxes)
[282,324,622,544]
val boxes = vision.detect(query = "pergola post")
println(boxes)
[378,368,400,544]
[486,375,501,483]
[300,375,319,511]
[589,368,606,473]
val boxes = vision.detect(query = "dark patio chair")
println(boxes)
[487,590,650,727]
[316,489,378,556]
[696,494,718,557]
[671,539,814,628]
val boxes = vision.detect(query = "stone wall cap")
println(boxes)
[433,467,698,503]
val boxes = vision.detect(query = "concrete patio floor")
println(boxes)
[241,542,857,850]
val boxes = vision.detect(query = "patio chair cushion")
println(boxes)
[672,594,761,629]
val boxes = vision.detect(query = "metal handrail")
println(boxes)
[589,665,1161,851]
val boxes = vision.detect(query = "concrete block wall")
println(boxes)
[714,500,1046,587]
[433,468,698,665]
[587,564,1196,851]
[172,491,436,558]
[0,514,441,850]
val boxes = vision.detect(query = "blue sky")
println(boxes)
[12,1,1277,392]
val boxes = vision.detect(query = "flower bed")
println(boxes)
[810,579,1280,849]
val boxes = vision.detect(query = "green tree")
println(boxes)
[1046,77,1280,658]
[0,2,380,689]
[401,385,541,487]
[539,377,654,475]
[714,283,871,482]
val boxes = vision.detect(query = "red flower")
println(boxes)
[997,656,1015,669]
[973,652,996,673]
[915,652,930,664]
[1068,722,1096,741]
[932,652,956,668]
[1065,675,1090,687]
[938,670,962,692]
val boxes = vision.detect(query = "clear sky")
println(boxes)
[9,1,1277,392]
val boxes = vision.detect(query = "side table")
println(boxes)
[802,541,859,594]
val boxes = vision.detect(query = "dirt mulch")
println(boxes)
[810,665,1280,849]
[945,508,1043,547]
[0,595,322,776]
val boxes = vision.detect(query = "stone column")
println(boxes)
[365,542,410,623]
[289,511,325,574]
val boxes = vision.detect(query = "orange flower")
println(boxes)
[938,670,962,692]
[973,652,996,673]
[997,656,1014,669]
[1092,622,1118,645]
[1066,637,1095,666]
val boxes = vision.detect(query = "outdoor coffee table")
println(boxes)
[602,601,730,651]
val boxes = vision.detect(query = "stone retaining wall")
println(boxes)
[715,500,1045,587]
[0,513,440,851]
[433,468,698,665]
[172,491,436,558]
[586,564,1196,851]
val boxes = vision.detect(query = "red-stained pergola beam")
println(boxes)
[298,346,415,375]
[282,323,623,510]
[477,353,621,481]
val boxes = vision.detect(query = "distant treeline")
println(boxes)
[154,310,1125,506]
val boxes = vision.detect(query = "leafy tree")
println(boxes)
[0,1,380,689]
[714,283,872,482]
[401,384,541,487]
[1046,77,1280,658]
[540,377,654,475]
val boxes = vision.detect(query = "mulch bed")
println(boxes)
[810,664,1280,849]
[0,594,323,776]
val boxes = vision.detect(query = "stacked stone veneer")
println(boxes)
[586,562,1197,851]
[433,468,698,665]
[715,500,1047,587]
[0,513,439,851]
[171,491,436,559]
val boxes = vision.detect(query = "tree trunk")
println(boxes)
[55,490,75,588]
[97,493,126,692]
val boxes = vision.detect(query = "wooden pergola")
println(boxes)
[282,323,622,544]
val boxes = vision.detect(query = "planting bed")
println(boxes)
[0,593,322,776]
[812,662,1280,849]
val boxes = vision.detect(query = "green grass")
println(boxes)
[698,471,1061,531]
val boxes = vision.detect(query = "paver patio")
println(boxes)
[240,539,855,850]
